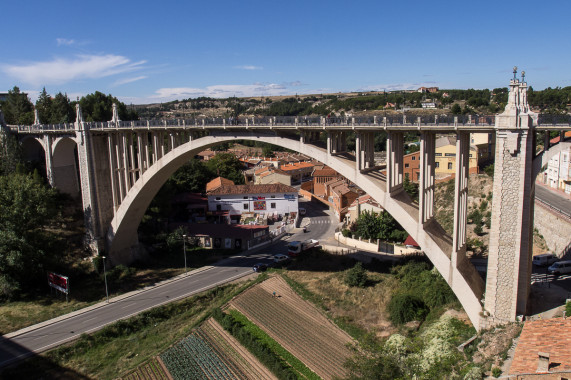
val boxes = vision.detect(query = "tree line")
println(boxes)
[0,86,138,125]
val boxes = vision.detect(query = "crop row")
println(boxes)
[122,357,170,380]
[221,308,320,380]
[160,331,237,380]
[232,288,351,368]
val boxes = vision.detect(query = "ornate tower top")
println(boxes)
[111,103,120,123]
[75,103,84,124]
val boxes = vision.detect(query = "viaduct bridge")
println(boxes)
[2,76,571,330]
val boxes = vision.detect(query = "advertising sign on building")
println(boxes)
[254,200,266,210]
[48,272,69,294]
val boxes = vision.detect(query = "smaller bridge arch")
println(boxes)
[52,137,81,197]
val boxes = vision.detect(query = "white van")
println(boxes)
[532,253,558,267]
[547,260,571,276]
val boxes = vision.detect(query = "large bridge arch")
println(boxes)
[107,130,483,329]
[21,136,45,165]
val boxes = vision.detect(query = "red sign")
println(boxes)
[48,272,69,294]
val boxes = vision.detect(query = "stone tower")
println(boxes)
[484,70,537,324]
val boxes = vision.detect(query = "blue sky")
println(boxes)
[1,0,569,104]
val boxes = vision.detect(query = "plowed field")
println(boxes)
[228,275,355,380]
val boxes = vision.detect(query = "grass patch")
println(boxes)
[1,281,254,379]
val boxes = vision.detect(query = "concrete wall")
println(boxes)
[534,202,571,257]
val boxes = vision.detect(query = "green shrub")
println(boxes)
[566,301,571,317]
[491,366,501,378]
[342,229,352,238]
[388,293,428,325]
[484,164,494,177]
[345,262,368,287]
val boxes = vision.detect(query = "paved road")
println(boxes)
[535,185,571,216]
[0,199,335,369]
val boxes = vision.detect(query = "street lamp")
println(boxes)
[183,234,187,274]
[102,256,109,303]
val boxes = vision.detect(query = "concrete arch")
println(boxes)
[52,137,80,197]
[106,130,483,329]
[21,136,45,163]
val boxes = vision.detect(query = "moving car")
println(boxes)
[252,263,268,272]
[547,260,571,276]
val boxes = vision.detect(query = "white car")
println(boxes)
[273,254,290,264]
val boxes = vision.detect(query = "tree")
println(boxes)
[403,174,419,202]
[451,103,462,115]
[79,91,138,122]
[51,92,75,123]
[0,131,23,176]
[206,153,245,184]
[345,262,368,287]
[261,145,275,158]
[0,86,34,125]
[35,87,53,124]
[169,159,214,193]
[0,173,59,299]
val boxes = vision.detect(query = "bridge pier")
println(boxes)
[419,131,436,225]
[452,132,470,270]
[483,78,537,326]
[386,131,404,194]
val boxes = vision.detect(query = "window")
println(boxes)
[243,203,249,210]
[243,196,248,199]
[405,163,409,168]
[412,156,416,160]
[445,153,456,157]
[271,195,275,198]
[435,162,440,168]
[271,202,276,209]
[216,197,221,200]
[448,162,453,170]
[435,153,442,156]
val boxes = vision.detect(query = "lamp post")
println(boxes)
[183,234,187,274]
[102,256,109,303]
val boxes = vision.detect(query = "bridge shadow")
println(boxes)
[0,336,90,378]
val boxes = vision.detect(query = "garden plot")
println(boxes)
[122,357,171,380]
[228,275,355,380]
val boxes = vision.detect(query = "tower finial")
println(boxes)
[521,70,525,82]
[513,66,518,81]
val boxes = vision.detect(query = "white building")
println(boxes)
[207,183,299,216]
[546,147,571,193]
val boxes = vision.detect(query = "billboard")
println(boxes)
[48,272,69,294]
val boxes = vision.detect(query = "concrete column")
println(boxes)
[136,132,144,180]
[387,131,404,194]
[355,132,362,171]
[43,135,55,186]
[452,132,470,268]
[114,134,125,201]
[128,133,137,185]
[108,134,119,210]
[327,132,332,154]
[160,132,166,158]
[543,130,550,152]
[419,131,435,225]
[484,79,537,324]
[152,132,160,163]
[143,132,150,172]
[122,133,131,192]
[300,130,305,144]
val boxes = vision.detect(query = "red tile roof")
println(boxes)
[279,162,315,171]
[550,131,571,144]
[206,177,235,193]
[510,318,571,374]
[208,183,297,195]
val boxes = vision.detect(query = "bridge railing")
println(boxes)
[537,114,571,126]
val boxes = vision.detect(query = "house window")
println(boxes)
[271,195,275,198]
[243,196,248,199]
[271,203,276,209]
[435,153,442,156]
[448,162,453,170]
[243,203,249,210]
[405,163,409,168]
[216,197,221,200]
[435,162,440,168]
[445,153,456,157]
[412,156,416,160]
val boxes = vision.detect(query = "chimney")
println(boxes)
[536,352,550,373]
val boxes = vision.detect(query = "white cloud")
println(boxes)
[112,75,148,86]
[56,38,75,46]
[2,54,147,86]
[234,65,263,70]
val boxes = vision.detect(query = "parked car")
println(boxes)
[252,263,268,272]
[532,253,558,267]
[547,260,571,276]
[273,254,290,264]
